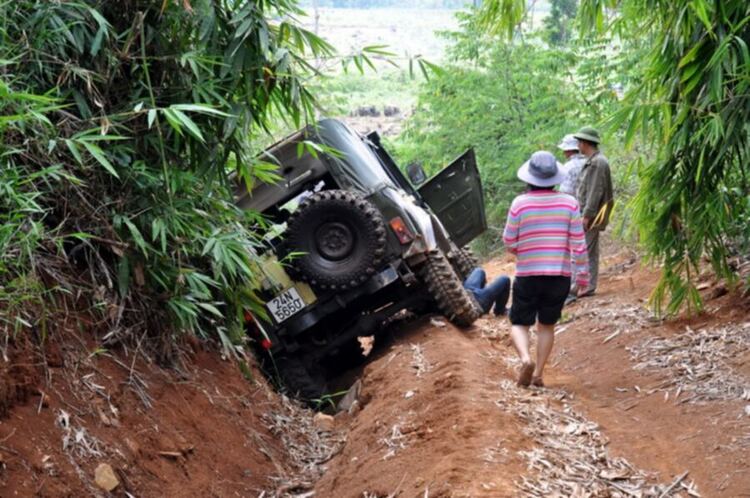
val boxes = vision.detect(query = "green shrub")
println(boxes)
[0,0,329,354]
[392,42,590,254]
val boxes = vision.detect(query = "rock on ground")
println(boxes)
[94,463,119,492]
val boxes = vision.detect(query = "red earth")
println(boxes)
[315,252,749,497]
[1,250,748,497]
[0,335,323,497]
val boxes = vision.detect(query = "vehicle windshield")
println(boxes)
[314,119,398,194]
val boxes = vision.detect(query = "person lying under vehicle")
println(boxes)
[463,267,510,316]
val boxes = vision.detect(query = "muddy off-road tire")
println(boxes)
[274,356,327,402]
[284,190,387,291]
[420,250,482,327]
[450,246,479,281]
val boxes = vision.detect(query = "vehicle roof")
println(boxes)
[235,119,396,213]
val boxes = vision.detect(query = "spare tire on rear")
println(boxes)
[283,190,387,291]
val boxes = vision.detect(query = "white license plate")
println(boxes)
[267,287,306,323]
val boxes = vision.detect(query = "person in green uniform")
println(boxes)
[574,127,614,297]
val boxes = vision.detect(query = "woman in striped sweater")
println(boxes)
[502,151,589,387]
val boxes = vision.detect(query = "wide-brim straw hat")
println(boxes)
[517,151,566,187]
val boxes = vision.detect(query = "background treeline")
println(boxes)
[389,4,638,253]
[300,0,472,9]
[388,0,750,313]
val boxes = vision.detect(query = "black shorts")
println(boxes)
[510,276,571,326]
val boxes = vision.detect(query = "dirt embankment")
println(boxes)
[0,334,337,497]
[316,317,528,497]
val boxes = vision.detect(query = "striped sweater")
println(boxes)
[502,190,589,288]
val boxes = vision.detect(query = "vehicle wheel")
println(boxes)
[284,190,387,291]
[450,246,479,281]
[419,249,482,327]
[273,355,328,403]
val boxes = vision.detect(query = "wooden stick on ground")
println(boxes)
[658,471,689,498]
[603,330,621,344]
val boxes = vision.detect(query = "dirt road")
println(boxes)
[1,253,748,496]
[315,255,750,497]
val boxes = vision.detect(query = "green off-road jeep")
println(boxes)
[236,118,487,400]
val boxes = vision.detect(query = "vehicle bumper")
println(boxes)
[260,263,402,353]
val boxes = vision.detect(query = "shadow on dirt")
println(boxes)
[322,311,433,404]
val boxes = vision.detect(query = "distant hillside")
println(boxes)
[301,7,460,61]
[299,0,473,9]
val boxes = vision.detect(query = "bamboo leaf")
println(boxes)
[678,41,703,68]
[122,217,148,254]
[90,26,105,56]
[170,103,231,116]
[65,139,83,164]
[196,302,223,318]
[80,141,119,178]
[171,108,205,142]
[689,0,713,33]
[117,256,130,297]
[162,108,187,138]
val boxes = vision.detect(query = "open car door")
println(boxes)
[418,149,487,247]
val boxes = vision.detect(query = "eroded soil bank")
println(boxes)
[0,337,337,497]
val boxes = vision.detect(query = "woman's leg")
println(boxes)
[533,276,570,384]
[510,325,531,363]
[510,325,535,386]
[509,276,536,386]
[534,323,555,379]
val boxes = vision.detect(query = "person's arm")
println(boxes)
[502,199,520,255]
[570,203,589,291]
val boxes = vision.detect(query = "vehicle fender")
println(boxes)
[380,187,438,258]
[429,212,453,254]
[379,187,438,255]
[404,203,438,252]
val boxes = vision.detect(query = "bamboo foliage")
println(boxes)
[0,0,332,352]
[476,0,526,38]
[477,0,750,313]
[580,0,750,313]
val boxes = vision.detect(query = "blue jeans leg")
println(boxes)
[463,268,490,312]
[466,272,510,315]
[463,267,486,289]
[483,276,510,315]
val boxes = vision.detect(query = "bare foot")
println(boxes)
[517,361,535,387]
[531,376,544,387]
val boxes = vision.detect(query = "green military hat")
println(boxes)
[573,126,601,144]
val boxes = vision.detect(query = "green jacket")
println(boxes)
[576,151,614,229]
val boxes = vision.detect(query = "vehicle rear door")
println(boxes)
[417,149,487,247]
